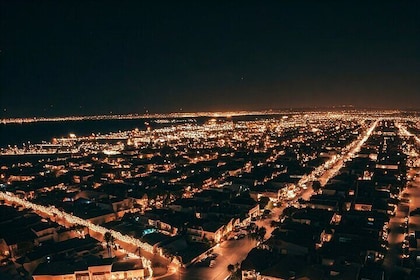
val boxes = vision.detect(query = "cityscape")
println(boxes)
[0,110,419,280]
[2,1,420,280]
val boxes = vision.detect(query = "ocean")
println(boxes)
[0,119,149,148]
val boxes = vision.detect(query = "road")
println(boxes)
[407,170,420,233]
[383,195,409,272]
[157,237,257,280]
[156,137,364,280]
[382,168,420,277]
[162,121,379,280]
[254,186,315,239]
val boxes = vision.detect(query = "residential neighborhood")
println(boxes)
[1,111,420,280]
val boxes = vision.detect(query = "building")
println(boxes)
[32,258,146,280]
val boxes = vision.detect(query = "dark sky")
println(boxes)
[1,1,419,117]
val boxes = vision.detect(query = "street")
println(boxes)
[383,168,420,277]
[158,237,257,280]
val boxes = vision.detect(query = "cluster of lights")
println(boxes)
[0,191,155,278]
[299,120,379,187]
[0,109,356,125]
[0,112,385,159]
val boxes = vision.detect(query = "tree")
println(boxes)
[75,224,86,238]
[257,226,267,242]
[312,181,321,193]
[104,231,115,258]
[270,220,280,228]
[227,263,241,280]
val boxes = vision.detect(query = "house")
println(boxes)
[266,222,321,256]
[187,220,226,243]
[241,248,323,280]
[31,222,60,243]
[17,236,101,274]
[32,258,147,280]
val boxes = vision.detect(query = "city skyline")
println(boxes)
[1,1,420,117]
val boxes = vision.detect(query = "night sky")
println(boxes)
[1,1,419,117]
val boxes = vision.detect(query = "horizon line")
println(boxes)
[1,107,420,125]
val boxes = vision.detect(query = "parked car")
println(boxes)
[409,208,420,216]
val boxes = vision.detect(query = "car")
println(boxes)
[400,198,410,204]
[263,209,271,215]
[394,225,407,234]
[195,257,211,267]
[409,208,420,216]
[401,247,410,259]
[208,253,218,260]
[234,233,246,240]
[401,192,410,198]
[405,235,417,248]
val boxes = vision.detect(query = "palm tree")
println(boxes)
[227,263,241,280]
[104,231,115,258]
[257,226,267,242]
[75,224,86,238]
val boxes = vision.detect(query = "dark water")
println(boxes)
[0,119,149,148]
[0,115,273,148]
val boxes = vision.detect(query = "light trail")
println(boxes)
[0,191,155,278]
